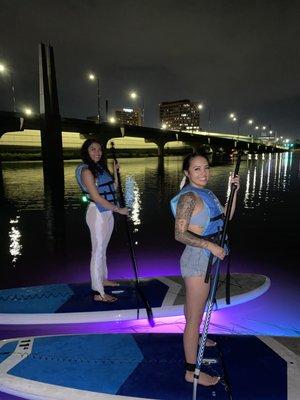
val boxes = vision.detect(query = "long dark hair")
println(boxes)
[80,139,109,178]
[182,152,209,171]
[181,152,209,187]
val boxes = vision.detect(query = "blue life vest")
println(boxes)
[170,184,224,247]
[75,163,117,213]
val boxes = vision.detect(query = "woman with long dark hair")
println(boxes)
[171,153,240,386]
[76,139,128,302]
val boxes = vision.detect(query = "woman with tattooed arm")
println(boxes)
[171,153,240,386]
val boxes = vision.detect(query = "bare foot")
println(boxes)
[185,371,220,386]
[94,293,117,302]
[103,280,120,287]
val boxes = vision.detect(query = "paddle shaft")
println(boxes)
[110,143,154,326]
[193,151,242,400]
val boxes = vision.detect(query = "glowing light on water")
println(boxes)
[244,169,251,208]
[244,165,257,209]
[125,176,141,226]
[258,158,264,197]
[265,156,271,199]
[278,153,282,186]
[252,166,257,199]
[9,215,22,265]
[280,152,293,192]
[226,174,231,201]
[273,153,278,189]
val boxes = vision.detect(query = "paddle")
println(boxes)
[192,150,242,400]
[110,142,154,327]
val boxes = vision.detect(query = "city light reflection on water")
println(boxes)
[243,152,293,209]
[8,215,22,265]
[0,153,295,217]
[0,153,297,276]
[125,175,141,226]
[1,155,295,209]
[2,161,44,210]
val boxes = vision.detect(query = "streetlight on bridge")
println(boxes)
[229,114,260,136]
[229,113,240,134]
[88,73,100,124]
[108,116,116,124]
[0,62,16,112]
[128,90,144,126]
[198,103,212,131]
[247,119,257,137]
[23,107,33,116]
[254,125,260,138]
[129,91,137,100]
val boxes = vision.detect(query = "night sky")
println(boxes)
[0,0,299,138]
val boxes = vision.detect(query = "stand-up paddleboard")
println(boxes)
[0,273,270,324]
[0,333,295,400]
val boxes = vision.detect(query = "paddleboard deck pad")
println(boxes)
[0,273,270,324]
[0,333,294,400]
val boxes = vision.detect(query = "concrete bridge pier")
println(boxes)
[145,138,168,159]
[39,44,66,250]
[156,157,165,206]
[0,118,24,201]
[157,154,165,176]
[184,142,197,153]
[184,141,212,155]
[39,43,64,198]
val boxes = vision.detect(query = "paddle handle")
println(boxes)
[220,151,242,247]
[193,151,242,400]
[110,142,154,326]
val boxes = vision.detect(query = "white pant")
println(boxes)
[86,203,114,296]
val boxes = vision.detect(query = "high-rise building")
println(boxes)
[159,99,200,131]
[115,108,142,126]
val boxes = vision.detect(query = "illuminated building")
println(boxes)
[159,99,200,131]
[115,108,142,126]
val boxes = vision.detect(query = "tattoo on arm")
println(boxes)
[174,192,210,249]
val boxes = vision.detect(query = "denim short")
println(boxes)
[180,245,211,278]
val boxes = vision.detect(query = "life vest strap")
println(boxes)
[100,190,115,195]
[187,230,221,243]
[97,180,114,187]
[210,213,224,222]
[81,190,116,205]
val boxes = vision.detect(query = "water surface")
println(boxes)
[0,153,299,338]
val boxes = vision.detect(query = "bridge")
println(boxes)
[0,111,287,157]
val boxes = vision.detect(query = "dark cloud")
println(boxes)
[0,0,299,137]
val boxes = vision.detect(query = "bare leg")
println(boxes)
[183,275,220,386]
[103,280,120,286]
